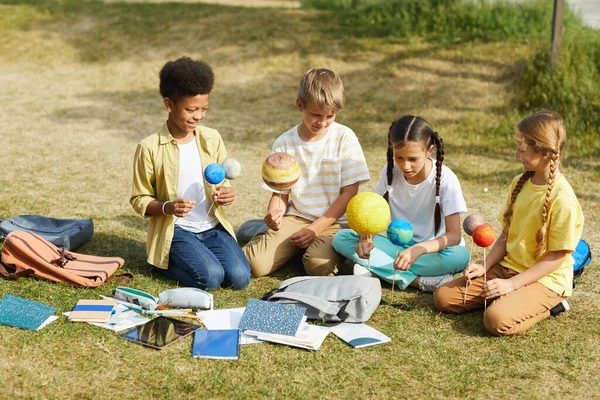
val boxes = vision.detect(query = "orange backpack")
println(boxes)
[0,231,126,288]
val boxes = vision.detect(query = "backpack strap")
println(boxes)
[265,291,350,321]
[107,272,134,285]
[0,260,35,280]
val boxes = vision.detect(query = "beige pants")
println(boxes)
[433,263,565,336]
[242,215,345,277]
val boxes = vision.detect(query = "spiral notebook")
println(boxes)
[238,299,306,337]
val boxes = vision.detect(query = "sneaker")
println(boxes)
[550,299,570,317]
[353,263,373,277]
[418,274,453,293]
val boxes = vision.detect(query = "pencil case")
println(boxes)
[112,286,159,310]
[157,287,214,310]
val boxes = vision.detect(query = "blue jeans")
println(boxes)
[161,225,250,290]
[332,229,469,290]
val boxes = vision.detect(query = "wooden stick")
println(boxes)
[464,240,474,305]
[484,247,487,311]
[367,235,372,272]
[391,246,398,303]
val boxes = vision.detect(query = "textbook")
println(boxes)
[192,329,240,360]
[330,322,391,349]
[247,323,331,351]
[238,299,306,337]
[0,294,57,331]
[68,299,117,323]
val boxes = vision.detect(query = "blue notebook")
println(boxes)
[192,329,240,360]
[238,299,306,337]
[0,294,56,330]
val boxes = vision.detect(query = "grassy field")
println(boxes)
[1,0,599,399]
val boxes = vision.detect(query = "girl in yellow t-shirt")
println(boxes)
[434,111,584,336]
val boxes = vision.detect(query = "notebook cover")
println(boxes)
[330,322,391,349]
[252,324,331,351]
[238,299,306,337]
[0,294,56,330]
[68,299,117,322]
[192,329,239,359]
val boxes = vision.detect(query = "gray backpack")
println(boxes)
[262,276,382,323]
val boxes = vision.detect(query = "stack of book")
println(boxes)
[238,299,330,351]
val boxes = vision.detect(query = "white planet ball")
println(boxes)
[222,159,241,180]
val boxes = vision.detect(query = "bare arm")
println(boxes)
[264,192,289,231]
[483,250,569,299]
[291,182,360,248]
[393,212,461,271]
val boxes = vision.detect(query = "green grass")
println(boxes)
[1,0,599,399]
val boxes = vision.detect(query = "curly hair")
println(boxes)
[501,110,566,260]
[385,115,445,235]
[159,57,214,102]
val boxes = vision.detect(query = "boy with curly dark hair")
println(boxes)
[131,57,250,290]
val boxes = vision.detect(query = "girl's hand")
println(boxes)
[264,208,284,231]
[393,245,425,271]
[214,186,235,206]
[171,198,196,217]
[464,262,485,282]
[482,278,515,300]
[356,237,374,259]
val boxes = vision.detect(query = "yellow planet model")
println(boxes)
[346,192,391,236]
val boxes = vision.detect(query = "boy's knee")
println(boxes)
[202,269,225,291]
[228,269,251,290]
[302,251,340,276]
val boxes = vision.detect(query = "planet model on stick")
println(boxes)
[262,152,300,191]
[222,159,241,180]
[346,193,391,236]
[204,163,226,185]
[472,224,495,247]
[387,219,414,246]
[463,213,485,236]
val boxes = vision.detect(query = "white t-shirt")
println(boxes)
[374,160,467,242]
[264,122,370,223]
[174,140,217,233]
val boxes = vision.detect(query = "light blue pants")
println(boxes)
[332,229,469,290]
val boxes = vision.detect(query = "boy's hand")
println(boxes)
[214,186,235,206]
[291,227,317,248]
[356,237,374,259]
[464,262,485,283]
[171,198,196,217]
[264,208,284,231]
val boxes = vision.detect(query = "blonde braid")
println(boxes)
[501,171,533,239]
[534,151,559,259]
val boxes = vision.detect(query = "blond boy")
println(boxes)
[243,68,370,276]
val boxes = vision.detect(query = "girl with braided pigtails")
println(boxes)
[332,116,469,292]
[434,111,584,336]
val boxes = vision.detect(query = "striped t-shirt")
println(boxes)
[264,122,370,224]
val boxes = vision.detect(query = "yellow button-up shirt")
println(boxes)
[130,123,236,269]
